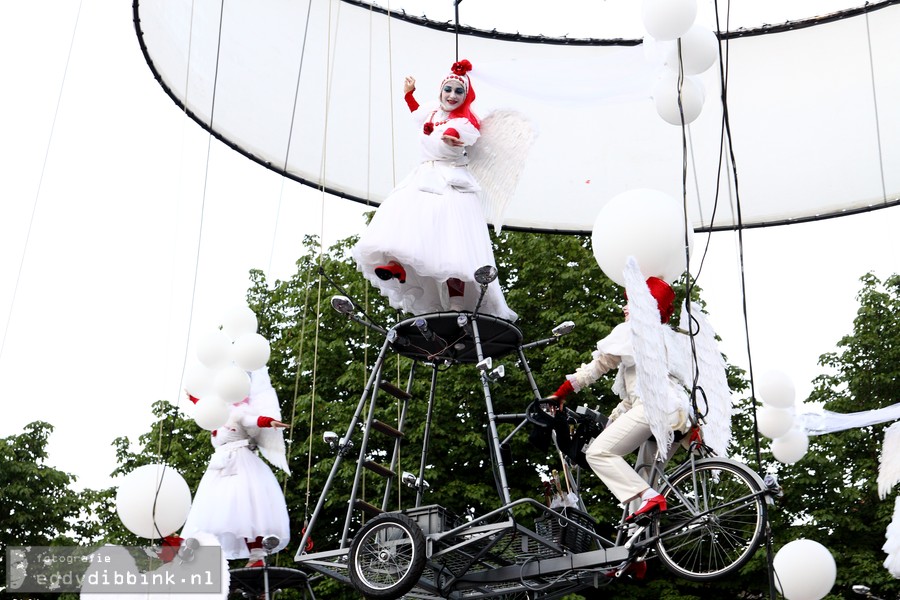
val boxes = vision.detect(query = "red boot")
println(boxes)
[375,261,406,283]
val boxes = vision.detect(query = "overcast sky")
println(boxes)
[1,1,897,492]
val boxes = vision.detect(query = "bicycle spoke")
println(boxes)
[654,459,766,582]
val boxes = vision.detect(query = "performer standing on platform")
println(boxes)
[351,59,517,321]
[182,368,291,567]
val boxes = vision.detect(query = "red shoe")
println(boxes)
[245,559,264,568]
[375,261,406,284]
[606,560,647,579]
[625,494,667,524]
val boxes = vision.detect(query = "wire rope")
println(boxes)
[0,1,83,365]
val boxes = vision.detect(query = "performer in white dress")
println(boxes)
[351,59,517,321]
[182,368,291,566]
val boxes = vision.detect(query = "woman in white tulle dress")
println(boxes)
[182,368,291,566]
[351,59,517,321]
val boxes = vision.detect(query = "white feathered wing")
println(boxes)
[248,367,290,475]
[467,109,536,233]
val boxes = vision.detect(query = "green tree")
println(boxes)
[106,228,764,599]
[760,273,900,600]
[0,422,100,597]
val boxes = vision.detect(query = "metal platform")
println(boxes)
[387,312,523,363]
[230,566,315,599]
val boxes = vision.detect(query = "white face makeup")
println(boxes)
[440,81,466,111]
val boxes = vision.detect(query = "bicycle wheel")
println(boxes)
[653,458,766,581]
[349,512,427,599]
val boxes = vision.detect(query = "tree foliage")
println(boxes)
[760,273,900,599]
[19,228,897,600]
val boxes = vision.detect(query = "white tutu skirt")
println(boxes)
[352,164,517,321]
[181,447,290,559]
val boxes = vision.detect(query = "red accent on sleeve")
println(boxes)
[258,416,276,428]
[555,380,575,399]
[443,127,460,139]
[404,91,419,112]
[188,394,199,405]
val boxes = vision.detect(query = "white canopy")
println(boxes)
[133,0,900,233]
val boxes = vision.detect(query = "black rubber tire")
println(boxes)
[653,458,766,581]
[348,512,427,599]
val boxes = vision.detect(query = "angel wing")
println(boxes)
[624,257,674,461]
[678,302,734,457]
[467,109,536,233]
[248,367,290,475]
[879,421,900,499]
[884,496,900,576]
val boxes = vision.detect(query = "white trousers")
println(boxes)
[584,403,666,504]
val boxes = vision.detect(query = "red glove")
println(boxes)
[404,90,419,112]
[443,127,460,139]
[257,416,275,428]
[554,380,574,400]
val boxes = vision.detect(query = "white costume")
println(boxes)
[181,369,290,560]
[351,63,517,321]
[569,320,692,503]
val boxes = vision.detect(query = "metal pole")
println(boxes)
[416,365,439,507]
[471,318,512,505]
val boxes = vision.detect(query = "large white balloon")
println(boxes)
[773,539,836,600]
[232,333,271,371]
[652,72,705,125]
[592,189,693,286]
[196,329,231,369]
[772,428,809,464]
[758,369,797,409]
[665,25,719,75]
[183,363,214,398]
[221,305,258,340]
[213,365,251,404]
[641,0,697,41]
[115,464,192,539]
[757,406,795,440]
[192,395,230,430]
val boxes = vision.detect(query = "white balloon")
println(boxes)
[771,428,809,464]
[213,365,251,404]
[592,189,693,286]
[758,369,797,409]
[196,329,231,369]
[757,406,795,439]
[115,464,192,539]
[773,539,836,600]
[183,363,214,398]
[641,0,697,41]
[192,395,231,430]
[665,25,719,75]
[232,333,271,371]
[652,72,705,125]
[221,305,258,340]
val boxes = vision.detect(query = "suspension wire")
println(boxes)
[864,10,888,203]
[147,0,227,542]
[454,0,462,61]
[0,1,83,365]
[713,3,777,599]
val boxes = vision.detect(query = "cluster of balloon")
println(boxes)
[183,305,272,431]
[592,188,693,286]
[773,539,837,600]
[756,370,809,464]
[641,0,720,125]
[115,464,192,539]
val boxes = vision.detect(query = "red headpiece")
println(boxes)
[625,277,676,323]
[439,59,479,129]
[645,277,676,323]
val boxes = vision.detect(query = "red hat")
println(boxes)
[439,59,480,129]
[645,277,676,323]
[626,277,676,323]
